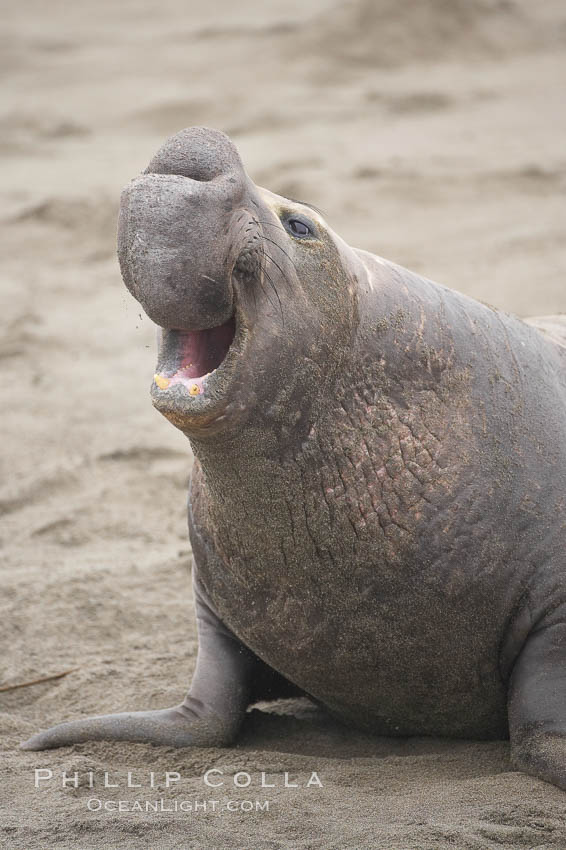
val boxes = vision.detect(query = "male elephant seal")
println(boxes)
[23,128,566,789]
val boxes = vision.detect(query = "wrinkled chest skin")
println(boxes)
[188,258,566,740]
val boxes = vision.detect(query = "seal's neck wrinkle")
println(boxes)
[186,269,478,580]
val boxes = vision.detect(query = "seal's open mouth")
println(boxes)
[154,316,236,397]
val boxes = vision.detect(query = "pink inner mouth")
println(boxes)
[155,316,236,396]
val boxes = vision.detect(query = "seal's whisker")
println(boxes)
[260,235,297,265]
[242,217,297,278]
[262,246,293,290]
[261,258,285,326]
[256,261,273,313]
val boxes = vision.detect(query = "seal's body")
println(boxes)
[23,129,566,790]
[190,276,566,743]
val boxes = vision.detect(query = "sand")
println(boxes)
[2,0,566,847]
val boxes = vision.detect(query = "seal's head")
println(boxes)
[118,127,359,441]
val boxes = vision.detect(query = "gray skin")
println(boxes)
[22,128,566,790]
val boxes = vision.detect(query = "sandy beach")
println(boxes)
[2,0,566,847]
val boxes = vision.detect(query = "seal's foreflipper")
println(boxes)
[524,315,566,350]
[21,584,280,750]
[20,706,225,750]
[508,614,566,789]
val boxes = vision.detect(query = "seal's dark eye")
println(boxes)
[288,218,311,237]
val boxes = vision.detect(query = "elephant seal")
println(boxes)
[22,128,566,790]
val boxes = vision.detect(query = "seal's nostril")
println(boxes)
[145,126,245,184]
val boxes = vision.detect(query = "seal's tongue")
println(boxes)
[155,317,235,396]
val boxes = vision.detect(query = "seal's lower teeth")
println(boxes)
[154,374,170,390]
